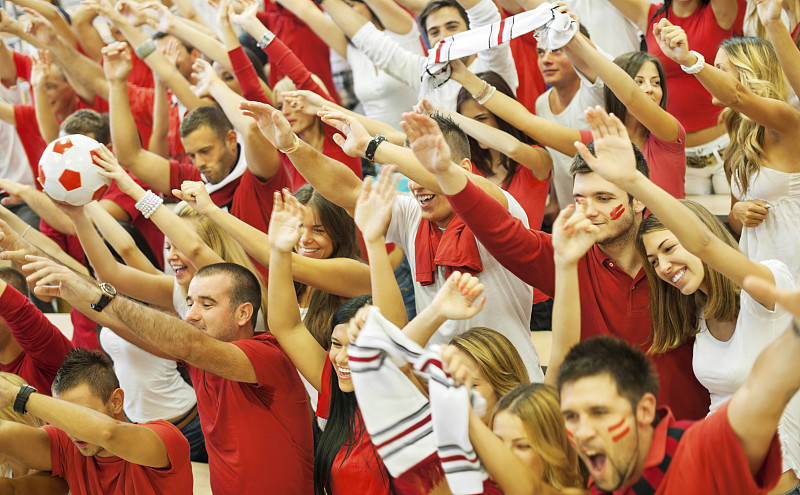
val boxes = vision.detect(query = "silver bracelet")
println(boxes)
[134,39,157,60]
[680,50,705,75]
[134,190,164,219]
[475,84,496,105]
[20,224,31,238]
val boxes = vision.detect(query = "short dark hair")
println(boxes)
[52,349,120,402]
[61,109,111,145]
[332,294,372,329]
[0,266,29,298]
[569,141,649,203]
[430,113,471,164]
[195,263,261,328]
[179,106,235,141]
[557,336,659,411]
[419,0,469,45]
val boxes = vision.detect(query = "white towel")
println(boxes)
[421,3,577,94]
[348,309,487,495]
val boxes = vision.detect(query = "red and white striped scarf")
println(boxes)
[421,3,577,92]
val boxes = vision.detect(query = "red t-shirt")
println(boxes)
[447,181,710,420]
[503,9,546,114]
[257,2,339,103]
[188,332,314,495]
[643,119,686,199]
[645,3,733,132]
[0,284,73,394]
[44,420,192,495]
[168,150,291,235]
[316,362,391,495]
[12,104,47,184]
[590,405,782,494]
[129,52,155,89]
[282,125,362,191]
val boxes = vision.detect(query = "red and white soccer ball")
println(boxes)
[37,134,111,206]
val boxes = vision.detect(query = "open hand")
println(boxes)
[283,90,326,116]
[21,255,95,301]
[430,271,486,321]
[552,201,599,265]
[101,41,133,82]
[93,145,141,197]
[318,107,371,158]
[268,189,304,253]
[402,112,454,174]
[0,179,29,206]
[191,58,220,98]
[354,165,399,243]
[574,107,640,187]
[30,49,51,89]
[240,100,297,151]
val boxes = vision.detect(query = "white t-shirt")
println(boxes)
[693,259,800,476]
[568,0,642,57]
[386,191,544,381]
[347,24,423,130]
[350,0,518,110]
[535,77,605,208]
[0,83,34,188]
[99,327,197,423]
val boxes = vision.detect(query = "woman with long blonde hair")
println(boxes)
[653,19,800,287]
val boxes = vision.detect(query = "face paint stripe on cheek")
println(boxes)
[611,425,631,443]
[610,204,625,220]
[607,417,625,432]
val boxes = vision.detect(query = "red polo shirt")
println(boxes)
[447,180,710,420]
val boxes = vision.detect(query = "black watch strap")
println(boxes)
[13,384,37,414]
[365,134,386,162]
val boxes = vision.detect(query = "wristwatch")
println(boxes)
[365,134,386,162]
[13,384,37,415]
[256,31,276,50]
[90,282,117,312]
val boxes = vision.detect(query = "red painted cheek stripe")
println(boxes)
[607,418,625,432]
[610,204,625,220]
[612,426,631,443]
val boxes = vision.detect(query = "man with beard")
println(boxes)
[426,135,709,419]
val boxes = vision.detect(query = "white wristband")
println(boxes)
[680,50,705,75]
[134,190,164,219]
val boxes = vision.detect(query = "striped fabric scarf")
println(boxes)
[421,3,578,93]
[348,309,488,495]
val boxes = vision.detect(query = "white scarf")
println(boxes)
[348,309,487,495]
[421,3,578,93]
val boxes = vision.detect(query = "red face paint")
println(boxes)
[607,418,625,432]
[610,204,625,220]
[612,426,631,442]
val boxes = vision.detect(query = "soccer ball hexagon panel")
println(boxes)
[38,134,111,206]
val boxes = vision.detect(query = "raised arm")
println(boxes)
[0,210,88,277]
[362,0,416,34]
[544,203,598,386]
[105,42,173,194]
[0,471,69,495]
[25,256,261,383]
[442,348,558,495]
[354,166,407,327]
[193,58,282,181]
[422,99,553,180]
[175,180,371,297]
[30,51,59,143]
[729,277,800,477]
[605,0,652,32]
[267,190,328,392]
[565,31,680,143]
[10,0,78,47]
[449,60,582,156]
[94,0,209,110]
[241,100,364,214]
[576,107,778,308]
[759,0,800,101]
[0,376,173,468]
[92,146,225,271]
[654,19,800,135]
[67,204,175,307]
[274,0,348,57]
[148,75,171,157]
[0,179,75,235]
[402,271,486,346]
[70,4,105,61]
[85,202,161,275]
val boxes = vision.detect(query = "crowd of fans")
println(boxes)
[0,0,798,493]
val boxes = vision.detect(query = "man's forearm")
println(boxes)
[106,295,195,361]
[286,141,362,213]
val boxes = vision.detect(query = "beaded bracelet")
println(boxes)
[471,80,490,102]
[476,84,496,105]
[135,190,164,219]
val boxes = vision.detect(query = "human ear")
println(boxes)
[635,393,657,427]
